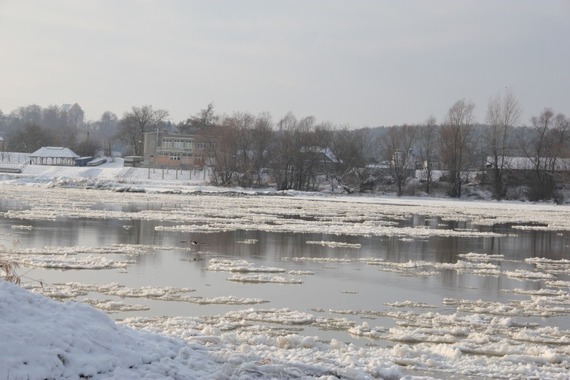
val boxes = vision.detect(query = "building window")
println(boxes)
[161,137,193,150]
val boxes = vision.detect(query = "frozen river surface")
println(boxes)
[1,184,569,379]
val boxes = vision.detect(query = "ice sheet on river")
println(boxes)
[0,184,540,239]
[24,281,269,306]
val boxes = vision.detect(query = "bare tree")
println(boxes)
[439,99,476,197]
[97,111,119,157]
[42,105,64,130]
[15,105,42,126]
[53,124,78,151]
[269,113,326,191]
[178,102,219,133]
[272,112,298,190]
[379,125,417,196]
[75,136,99,157]
[290,116,317,191]
[212,111,274,187]
[7,123,54,153]
[417,116,438,194]
[221,112,256,187]
[486,89,521,199]
[329,127,372,193]
[251,113,274,186]
[520,108,570,201]
[117,105,169,156]
[0,110,6,138]
[208,123,239,186]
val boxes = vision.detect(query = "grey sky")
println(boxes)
[1,0,568,127]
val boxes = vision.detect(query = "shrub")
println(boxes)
[0,259,20,284]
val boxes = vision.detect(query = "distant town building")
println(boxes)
[143,131,217,169]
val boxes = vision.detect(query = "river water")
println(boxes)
[1,187,570,378]
[2,191,568,334]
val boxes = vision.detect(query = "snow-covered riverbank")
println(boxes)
[1,156,219,192]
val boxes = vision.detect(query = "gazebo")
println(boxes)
[29,147,79,166]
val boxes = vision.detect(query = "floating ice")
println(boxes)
[385,301,437,309]
[15,255,133,270]
[443,296,570,318]
[10,224,33,230]
[82,298,150,313]
[227,274,303,284]
[526,257,570,275]
[207,258,286,273]
[288,270,315,275]
[305,240,362,249]
[503,269,556,281]
[458,252,505,261]
[191,295,269,305]
[2,184,521,239]
[283,256,354,263]
[26,282,269,306]
[236,239,258,244]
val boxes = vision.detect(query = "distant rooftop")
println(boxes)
[30,146,79,158]
[60,103,80,112]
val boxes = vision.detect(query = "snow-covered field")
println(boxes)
[1,160,569,379]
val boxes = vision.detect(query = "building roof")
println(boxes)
[29,147,79,158]
[60,103,81,112]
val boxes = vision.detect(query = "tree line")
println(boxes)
[0,91,568,202]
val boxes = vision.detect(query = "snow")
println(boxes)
[0,280,192,379]
[1,160,570,379]
[2,279,413,379]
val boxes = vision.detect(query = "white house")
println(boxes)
[29,147,79,166]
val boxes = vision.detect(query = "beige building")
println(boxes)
[143,131,215,169]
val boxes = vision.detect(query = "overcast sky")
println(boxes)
[1,0,568,127]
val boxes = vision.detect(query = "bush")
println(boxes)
[0,260,20,284]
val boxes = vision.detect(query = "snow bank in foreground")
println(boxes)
[0,280,404,379]
[0,280,191,379]
[3,277,570,379]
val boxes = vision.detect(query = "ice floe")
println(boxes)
[82,298,150,313]
[457,252,506,261]
[306,240,362,249]
[15,255,133,270]
[236,238,259,244]
[10,224,33,230]
[0,183,528,239]
[23,281,270,306]
[227,274,303,284]
[207,258,286,273]
[287,269,315,275]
